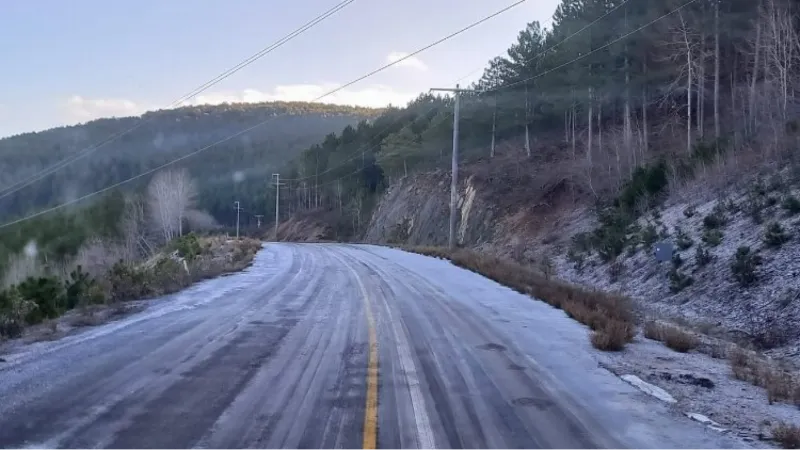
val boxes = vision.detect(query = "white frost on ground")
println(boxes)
[597,332,800,448]
[360,245,757,449]
[620,374,677,404]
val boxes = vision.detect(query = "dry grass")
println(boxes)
[643,320,699,353]
[729,347,800,406]
[773,422,800,449]
[407,246,636,351]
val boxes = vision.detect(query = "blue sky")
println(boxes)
[0,0,560,138]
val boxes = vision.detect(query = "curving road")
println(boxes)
[0,243,742,449]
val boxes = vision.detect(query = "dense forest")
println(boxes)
[0,101,378,223]
[270,0,799,237]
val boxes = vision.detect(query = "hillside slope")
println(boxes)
[0,101,378,223]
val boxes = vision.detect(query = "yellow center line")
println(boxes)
[333,250,379,449]
[362,298,379,449]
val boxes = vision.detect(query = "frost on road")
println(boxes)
[0,243,744,449]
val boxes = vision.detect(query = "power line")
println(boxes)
[0,0,527,230]
[489,0,700,93]
[284,0,634,183]
[0,0,356,201]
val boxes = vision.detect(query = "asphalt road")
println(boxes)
[0,243,742,449]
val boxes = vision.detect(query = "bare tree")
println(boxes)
[147,168,197,243]
[121,194,154,261]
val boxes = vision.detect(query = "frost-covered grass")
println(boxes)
[406,246,637,351]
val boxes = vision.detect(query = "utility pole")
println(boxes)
[429,84,481,249]
[272,173,285,241]
[233,201,242,239]
[254,214,264,229]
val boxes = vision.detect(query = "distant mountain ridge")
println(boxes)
[0,101,381,221]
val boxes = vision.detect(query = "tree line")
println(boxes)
[272,0,800,236]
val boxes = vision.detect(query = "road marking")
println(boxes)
[333,252,379,449]
[363,293,379,449]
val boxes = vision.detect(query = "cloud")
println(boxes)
[182,83,419,109]
[63,95,148,122]
[386,51,428,71]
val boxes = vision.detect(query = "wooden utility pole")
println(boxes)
[272,173,285,241]
[233,201,242,239]
[429,84,481,249]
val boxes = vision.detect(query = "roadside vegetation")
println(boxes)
[0,168,262,341]
[406,246,636,351]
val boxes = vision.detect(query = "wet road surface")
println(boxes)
[0,243,743,448]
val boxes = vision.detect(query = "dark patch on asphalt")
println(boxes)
[0,357,6,363]
[478,343,507,352]
[507,363,526,371]
[249,320,266,325]
[104,320,297,448]
[512,396,555,410]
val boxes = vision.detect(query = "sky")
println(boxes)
[0,0,561,138]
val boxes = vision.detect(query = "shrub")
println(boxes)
[642,321,698,352]
[171,233,203,261]
[639,223,658,250]
[683,205,697,218]
[615,161,669,212]
[695,246,713,267]
[764,221,791,248]
[590,320,634,352]
[703,206,727,230]
[63,265,103,310]
[592,210,631,263]
[671,252,684,268]
[17,276,65,325]
[702,228,724,247]
[782,195,800,216]
[0,287,36,338]
[731,246,762,287]
[674,226,694,250]
[745,195,765,224]
[566,248,585,272]
[773,423,800,449]
[108,261,153,302]
[571,232,592,253]
[668,267,693,293]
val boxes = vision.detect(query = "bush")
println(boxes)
[17,276,65,325]
[171,233,203,261]
[745,195,766,224]
[639,223,658,250]
[703,206,727,230]
[108,261,153,302]
[773,423,800,449]
[782,195,800,216]
[702,228,724,247]
[668,267,693,293]
[566,248,585,272]
[674,226,694,250]
[683,205,696,218]
[731,246,762,287]
[764,221,791,248]
[63,265,103,309]
[590,320,635,352]
[695,246,713,267]
[615,161,669,212]
[592,209,631,262]
[642,321,698,352]
[0,287,36,338]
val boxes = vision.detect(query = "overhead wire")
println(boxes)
[0,0,356,200]
[283,0,635,183]
[0,0,528,230]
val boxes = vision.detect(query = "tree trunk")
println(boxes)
[750,20,762,134]
[643,59,649,161]
[491,99,497,158]
[587,87,593,165]
[524,83,531,157]
[714,0,721,147]
[687,46,693,154]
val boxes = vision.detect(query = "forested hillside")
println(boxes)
[275,0,795,240]
[0,101,378,223]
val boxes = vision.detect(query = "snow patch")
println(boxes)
[685,412,727,433]
[621,374,677,404]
